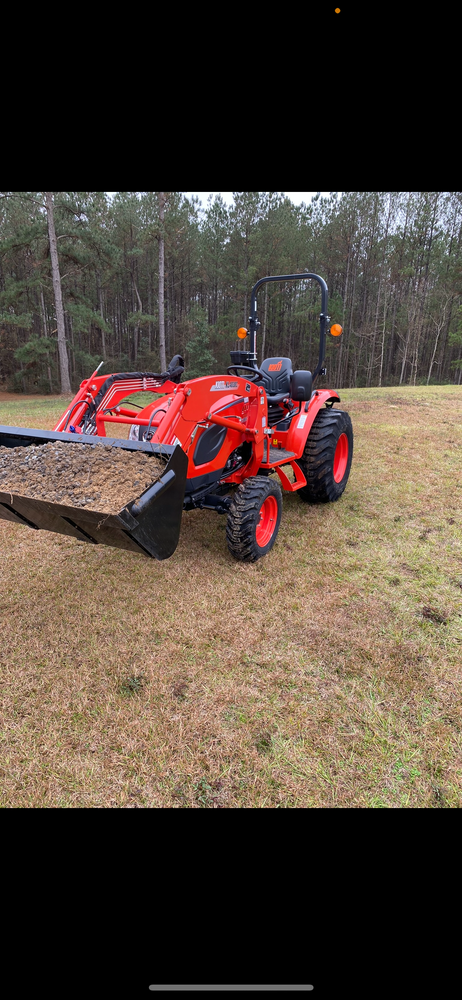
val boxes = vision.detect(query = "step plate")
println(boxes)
[261,446,297,467]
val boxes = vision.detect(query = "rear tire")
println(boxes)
[297,407,353,503]
[226,477,282,562]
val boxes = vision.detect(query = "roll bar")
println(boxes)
[248,272,329,381]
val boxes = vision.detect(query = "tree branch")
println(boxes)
[0,192,46,209]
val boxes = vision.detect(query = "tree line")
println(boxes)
[1,191,461,394]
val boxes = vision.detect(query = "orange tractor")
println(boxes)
[0,273,353,561]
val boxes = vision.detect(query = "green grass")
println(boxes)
[0,384,462,807]
[0,393,74,429]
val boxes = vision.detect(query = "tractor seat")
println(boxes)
[259,357,293,403]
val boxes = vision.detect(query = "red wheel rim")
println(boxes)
[256,495,278,546]
[333,433,348,483]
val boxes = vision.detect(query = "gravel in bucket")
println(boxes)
[0,441,166,513]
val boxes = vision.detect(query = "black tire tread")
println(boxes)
[297,407,353,503]
[226,476,282,562]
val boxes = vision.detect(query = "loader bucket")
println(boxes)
[0,425,188,560]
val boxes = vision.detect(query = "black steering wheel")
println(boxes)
[226,364,264,381]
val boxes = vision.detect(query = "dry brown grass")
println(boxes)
[1,384,461,807]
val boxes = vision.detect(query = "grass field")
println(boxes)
[1,385,461,808]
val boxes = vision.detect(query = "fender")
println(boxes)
[285,389,341,458]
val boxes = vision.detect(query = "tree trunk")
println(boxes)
[260,283,268,364]
[399,326,411,385]
[158,192,167,372]
[399,288,419,385]
[96,271,106,360]
[133,277,142,366]
[148,284,152,353]
[427,322,442,384]
[427,292,450,384]
[40,287,48,338]
[378,286,389,387]
[45,192,71,394]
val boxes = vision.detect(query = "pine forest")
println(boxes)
[1,191,461,394]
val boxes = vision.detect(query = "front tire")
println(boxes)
[226,477,282,562]
[297,407,353,503]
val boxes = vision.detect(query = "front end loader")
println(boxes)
[0,273,353,562]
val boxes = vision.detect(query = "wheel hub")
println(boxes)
[256,495,278,546]
[333,432,348,483]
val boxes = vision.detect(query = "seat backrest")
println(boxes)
[259,357,293,398]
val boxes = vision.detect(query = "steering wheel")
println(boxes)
[226,365,264,382]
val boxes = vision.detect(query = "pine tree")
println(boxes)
[184,307,216,380]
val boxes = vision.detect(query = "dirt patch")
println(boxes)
[0,441,165,513]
